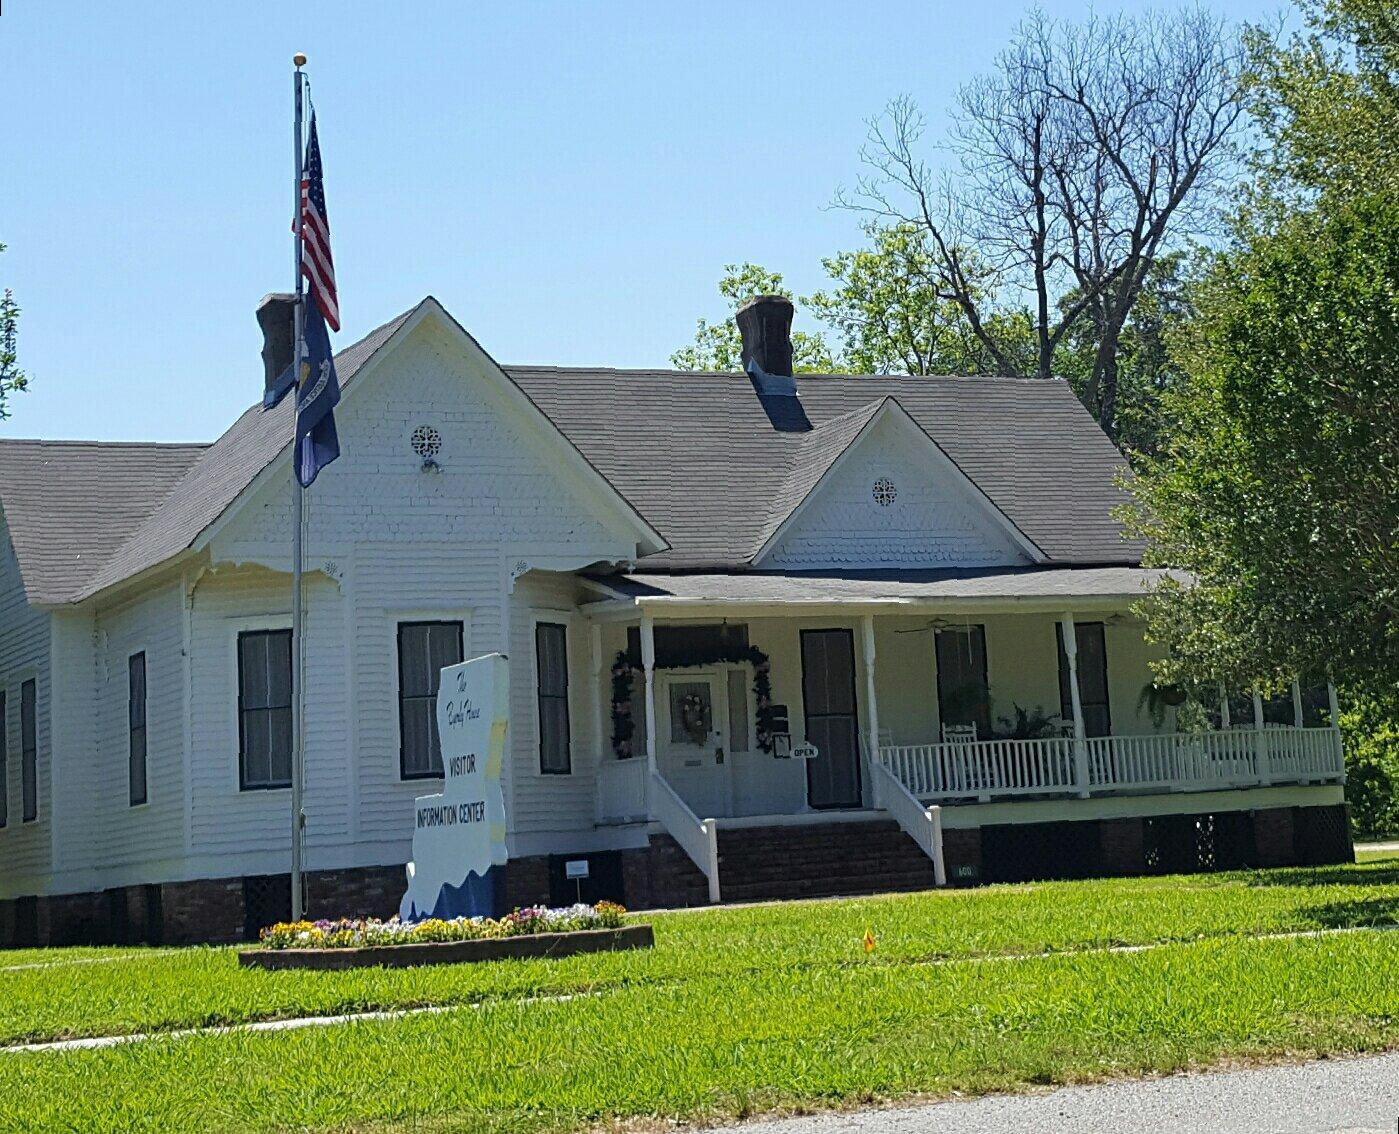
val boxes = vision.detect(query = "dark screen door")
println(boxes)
[801,629,862,809]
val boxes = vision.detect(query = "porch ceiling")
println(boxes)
[581,565,1185,616]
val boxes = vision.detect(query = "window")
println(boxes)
[128,653,148,806]
[21,679,36,822]
[397,621,464,779]
[935,627,991,738]
[1057,622,1111,737]
[536,622,571,774]
[626,623,749,668]
[0,691,7,829]
[238,630,293,790]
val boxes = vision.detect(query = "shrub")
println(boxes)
[1343,692,1399,840]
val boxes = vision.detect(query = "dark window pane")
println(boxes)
[1057,623,1111,738]
[238,631,292,789]
[21,679,37,821]
[936,627,990,737]
[129,653,147,805]
[536,623,571,773]
[397,621,462,778]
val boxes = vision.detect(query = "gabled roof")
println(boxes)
[0,299,1142,606]
[510,367,1141,570]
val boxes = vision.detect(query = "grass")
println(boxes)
[2,860,1399,1132]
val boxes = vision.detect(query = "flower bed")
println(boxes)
[258,902,626,950]
[239,902,652,970]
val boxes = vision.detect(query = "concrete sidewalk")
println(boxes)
[732,1052,1399,1134]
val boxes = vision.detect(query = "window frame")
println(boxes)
[534,618,572,775]
[395,619,466,781]
[128,651,149,807]
[20,677,37,822]
[236,627,294,792]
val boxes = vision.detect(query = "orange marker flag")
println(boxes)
[863,928,876,953]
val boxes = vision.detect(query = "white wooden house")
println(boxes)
[0,295,1350,945]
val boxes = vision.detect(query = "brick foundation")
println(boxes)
[503,855,552,911]
[0,802,1362,947]
[306,866,404,922]
[1252,807,1297,867]
[942,826,983,886]
[1098,817,1146,875]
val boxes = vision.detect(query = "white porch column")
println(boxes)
[1060,614,1091,797]
[590,622,606,759]
[1291,678,1305,727]
[1218,681,1231,729]
[1252,689,1271,785]
[641,613,658,783]
[861,615,882,808]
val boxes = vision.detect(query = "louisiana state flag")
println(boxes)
[295,296,340,487]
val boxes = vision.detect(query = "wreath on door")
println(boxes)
[678,691,710,746]
[612,644,776,757]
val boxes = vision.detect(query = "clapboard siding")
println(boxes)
[85,582,186,871]
[179,317,635,876]
[0,518,52,896]
[186,565,351,865]
[508,573,599,836]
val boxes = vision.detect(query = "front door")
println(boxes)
[801,629,863,809]
[657,671,729,819]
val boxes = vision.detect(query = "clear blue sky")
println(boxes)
[2,1,1277,442]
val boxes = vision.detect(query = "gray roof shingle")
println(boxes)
[0,298,1142,606]
[510,367,1141,569]
[0,441,208,604]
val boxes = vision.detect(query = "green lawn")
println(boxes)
[3,861,1399,1133]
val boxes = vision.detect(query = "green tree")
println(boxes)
[1128,194,1399,699]
[0,244,25,420]
[670,263,836,373]
[805,226,1015,376]
[1129,0,1399,703]
[1054,255,1193,461]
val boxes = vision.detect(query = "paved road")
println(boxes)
[732,1053,1399,1134]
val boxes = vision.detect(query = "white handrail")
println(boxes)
[871,760,946,886]
[648,770,720,903]
[880,725,1343,803]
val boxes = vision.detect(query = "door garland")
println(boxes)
[611,646,775,758]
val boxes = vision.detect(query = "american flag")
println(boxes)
[299,112,340,332]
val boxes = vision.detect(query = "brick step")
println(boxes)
[722,874,937,903]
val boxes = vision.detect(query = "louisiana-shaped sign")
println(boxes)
[400,652,509,920]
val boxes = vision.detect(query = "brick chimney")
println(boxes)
[736,295,794,377]
[256,293,296,406]
[735,295,810,432]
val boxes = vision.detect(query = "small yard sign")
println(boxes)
[399,653,510,920]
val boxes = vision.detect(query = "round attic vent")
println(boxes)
[872,477,897,507]
[410,425,442,459]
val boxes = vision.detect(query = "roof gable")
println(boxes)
[755,398,1040,570]
[510,367,1141,569]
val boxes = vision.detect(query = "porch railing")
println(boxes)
[881,726,1344,803]
[648,770,721,903]
[870,759,947,885]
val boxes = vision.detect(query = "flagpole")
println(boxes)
[290,53,307,922]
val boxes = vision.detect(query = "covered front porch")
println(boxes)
[579,569,1346,902]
